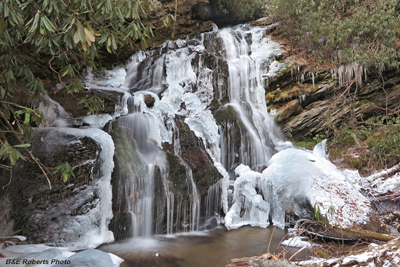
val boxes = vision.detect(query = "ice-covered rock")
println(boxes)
[225,146,373,230]
[5,128,114,247]
[0,245,123,267]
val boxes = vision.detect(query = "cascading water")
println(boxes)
[106,23,293,238]
[115,113,159,237]
[1,20,378,267]
[215,26,291,177]
[101,21,371,240]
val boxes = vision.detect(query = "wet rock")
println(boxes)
[109,125,149,239]
[109,212,133,241]
[48,87,127,119]
[153,150,191,233]
[192,2,213,20]
[0,193,14,237]
[144,95,156,108]
[4,128,108,245]
[90,89,127,116]
[269,67,400,140]
[172,116,222,196]
[275,99,303,122]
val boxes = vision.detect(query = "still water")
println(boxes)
[100,226,305,267]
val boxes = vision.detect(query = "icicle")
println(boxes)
[334,62,364,87]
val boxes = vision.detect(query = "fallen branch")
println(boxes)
[373,192,400,202]
[302,221,394,242]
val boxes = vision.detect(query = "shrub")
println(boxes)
[269,0,400,71]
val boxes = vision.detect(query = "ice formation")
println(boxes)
[91,22,372,235]
[225,143,373,230]
[0,245,123,267]
[55,128,115,248]
[29,20,376,247]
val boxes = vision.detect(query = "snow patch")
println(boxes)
[225,147,372,230]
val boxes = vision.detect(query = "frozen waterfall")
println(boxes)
[85,22,372,237]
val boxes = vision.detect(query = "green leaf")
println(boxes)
[9,152,16,165]
[53,162,75,183]
[24,111,31,125]
[41,15,56,33]
[76,20,86,44]
[62,172,68,183]
[0,164,10,170]
[111,35,117,50]
[13,149,26,161]
[13,143,31,148]
[61,65,74,77]
[0,146,6,159]
[73,29,80,44]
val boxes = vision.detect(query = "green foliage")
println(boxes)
[0,0,159,93]
[0,0,163,183]
[0,141,29,166]
[314,204,335,227]
[329,115,400,174]
[53,162,75,183]
[270,0,400,70]
[211,0,268,21]
[78,95,105,115]
[292,133,327,150]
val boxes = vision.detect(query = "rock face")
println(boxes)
[172,116,221,196]
[267,65,400,140]
[0,128,114,246]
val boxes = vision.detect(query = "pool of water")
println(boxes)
[100,226,306,267]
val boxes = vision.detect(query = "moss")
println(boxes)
[344,154,368,170]
[328,116,400,175]
[275,99,302,122]
[291,133,327,150]
[265,91,277,104]
[164,150,188,194]
[278,62,295,75]
[214,105,238,124]
[209,95,231,114]
[313,247,330,260]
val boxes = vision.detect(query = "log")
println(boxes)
[338,228,394,242]
[302,221,394,242]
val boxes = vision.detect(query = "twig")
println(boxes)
[2,164,12,190]
[0,109,52,189]
[0,100,42,118]
[288,245,307,261]
[49,54,69,93]
[323,79,355,118]
[267,226,276,253]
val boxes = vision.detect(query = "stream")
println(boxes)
[100,226,306,267]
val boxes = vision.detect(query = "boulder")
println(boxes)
[2,128,114,246]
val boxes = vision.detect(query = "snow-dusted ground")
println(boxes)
[289,161,400,266]
[297,237,400,266]
[351,163,400,196]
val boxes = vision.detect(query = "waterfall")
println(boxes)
[112,113,159,237]
[216,26,290,176]
[77,20,374,239]
[104,23,304,238]
[9,16,374,253]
